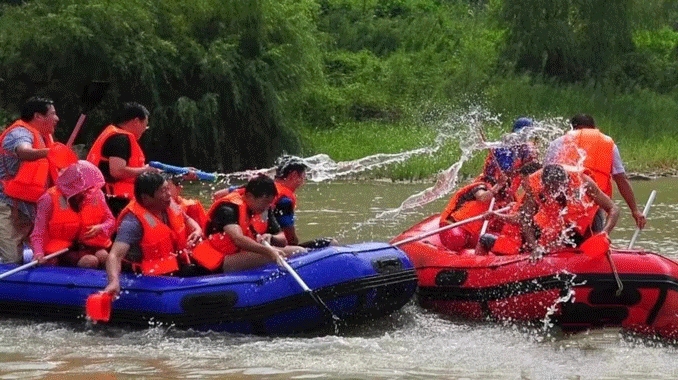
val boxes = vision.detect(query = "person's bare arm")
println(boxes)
[15,142,49,161]
[108,156,156,180]
[613,173,646,229]
[280,226,299,245]
[222,224,283,259]
[586,176,620,234]
[103,242,131,296]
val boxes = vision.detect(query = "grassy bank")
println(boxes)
[300,78,678,180]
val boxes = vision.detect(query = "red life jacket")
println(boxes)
[78,190,113,249]
[176,196,208,231]
[556,128,614,196]
[43,187,113,253]
[44,187,81,254]
[273,181,297,210]
[118,200,187,276]
[0,121,58,203]
[440,181,492,238]
[273,180,297,243]
[528,168,598,251]
[191,191,269,271]
[488,201,525,255]
[87,125,145,199]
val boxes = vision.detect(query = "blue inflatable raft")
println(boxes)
[0,242,417,334]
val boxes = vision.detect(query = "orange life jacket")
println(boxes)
[191,191,269,271]
[0,121,58,203]
[528,168,598,251]
[273,180,297,243]
[273,181,297,210]
[43,187,113,253]
[78,190,113,249]
[491,223,523,256]
[44,187,81,254]
[118,200,187,276]
[176,196,208,230]
[487,201,525,255]
[440,181,492,237]
[556,128,614,196]
[87,125,145,199]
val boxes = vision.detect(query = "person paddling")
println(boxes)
[545,114,645,231]
[192,175,306,273]
[480,164,619,260]
[213,155,338,249]
[439,118,537,252]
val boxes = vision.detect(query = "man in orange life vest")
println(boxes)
[480,164,620,260]
[103,172,203,296]
[87,102,160,217]
[0,97,61,264]
[544,114,645,230]
[192,175,306,273]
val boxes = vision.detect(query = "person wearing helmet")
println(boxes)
[544,114,646,230]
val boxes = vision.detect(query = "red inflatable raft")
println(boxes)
[391,215,678,340]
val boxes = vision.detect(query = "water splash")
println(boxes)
[540,271,586,332]
[204,108,573,232]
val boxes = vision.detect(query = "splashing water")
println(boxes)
[203,108,573,236]
[540,271,586,332]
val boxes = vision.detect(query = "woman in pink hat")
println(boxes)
[30,160,115,268]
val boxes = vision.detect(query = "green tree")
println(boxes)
[501,0,635,82]
[0,0,322,171]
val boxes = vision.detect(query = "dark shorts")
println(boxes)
[58,249,94,267]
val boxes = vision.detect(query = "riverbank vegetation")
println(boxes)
[1,0,677,178]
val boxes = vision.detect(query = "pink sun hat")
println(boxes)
[56,160,105,199]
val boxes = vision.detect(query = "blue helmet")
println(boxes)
[512,117,533,132]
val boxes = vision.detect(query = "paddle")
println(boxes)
[628,190,657,249]
[392,206,511,248]
[148,161,216,181]
[0,248,69,280]
[263,240,340,322]
[66,81,110,147]
[474,197,496,252]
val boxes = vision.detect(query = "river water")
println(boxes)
[1,178,678,379]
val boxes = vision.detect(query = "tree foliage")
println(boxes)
[0,0,676,172]
[0,0,322,171]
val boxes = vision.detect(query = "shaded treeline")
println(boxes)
[1,0,677,172]
[0,0,322,171]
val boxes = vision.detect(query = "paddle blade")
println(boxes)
[86,292,112,322]
[580,232,611,258]
[47,143,79,170]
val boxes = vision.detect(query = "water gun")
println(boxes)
[148,161,216,181]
